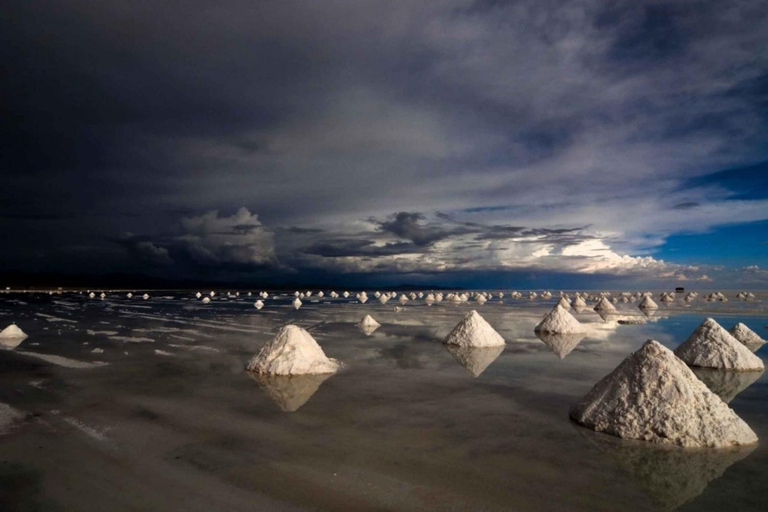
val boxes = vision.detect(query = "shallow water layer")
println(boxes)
[0,291,767,511]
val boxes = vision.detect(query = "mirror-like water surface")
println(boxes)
[1,291,767,511]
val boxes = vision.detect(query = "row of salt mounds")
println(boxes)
[246,325,339,375]
[674,318,763,371]
[534,305,586,334]
[730,323,766,351]
[444,310,505,347]
[570,340,757,447]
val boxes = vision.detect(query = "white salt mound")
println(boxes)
[246,325,339,375]
[556,296,571,310]
[0,324,27,339]
[638,296,658,310]
[572,296,587,308]
[444,310,505,348]
[535,305,586,334]
[292,298,302,310]
[729,323,766,350]
[571,340,758,447]
[674,318,764,371]
[358,314,381,329]
[594,296,616,312]
[254,300,264,310]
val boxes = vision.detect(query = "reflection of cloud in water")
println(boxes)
[249,372,333,412]
[535,332,586,359]
[575,425,755,511]
[691,368,764,404]
[444,345,504,377]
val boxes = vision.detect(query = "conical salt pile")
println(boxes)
[292,298,302,310]
[593,296,616,313]
[534,305,586,334]
[638,296,658,310]
[571,296,587,308]
[358,314,381,329]
[202,297,211,304]
[254,300,264,310]
[246,325,339,375]
[444,310,505,347]
[556,296,571,310]
[729,323,766,351]
[674,318,764,371]
[0,324,27,339]
[571,339,758,447]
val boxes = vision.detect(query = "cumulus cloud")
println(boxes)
[116,234,174,266]
[177,208,276,266]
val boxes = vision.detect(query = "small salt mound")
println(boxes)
[534,305,587,334]
[593,297,616,313]
[638,296,658,310]
[674,318,764,371]
[343,291,350,298]
[246,325,339,375]
[292,298,302,310]
[445,344,504,377]
[444,310,505,348]
[571,296,587,308]
[142,293,149,300]
[358,314,380,329]
[254,300,264,310]
[378,295,390,305]
[0,324,27,339]
[126,292,133,298]
[475,295,487,305]
[202,297,211,304]
[556,296,571,310]
[729,323,766,351]
[571,339,758,447]
[88,292,96,299]
[398,294,409,304]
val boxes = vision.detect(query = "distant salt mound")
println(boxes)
[246,325,339,375]
[0,324,27,339]
[475,295,487,305]
[358,314,381,335]
[638,296,658,310]
[292,298,302,310]
[142,293,149,300]
[674,318,764,371]
[202,297,211,304]
[398,294,409,304]
[535,305,587,334]
[729,323,766,352]
[196,292,202,298]
[571,296,587,308]
[556,296,571,310]
[445,344,504,377]
[444,310,504,348]
[593,297,616,313]
[254,300,264,310]
[571,340,758,447]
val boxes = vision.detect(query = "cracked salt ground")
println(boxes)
[0,290,767,511]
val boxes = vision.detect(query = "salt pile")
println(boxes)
[0,324,27,339]
[556,296,571,310]
[445,344,504,377]
[292,298,302,310]
[246,325,339,375]
[254,300,264,310]
[475,295,487,305]
[534,305,586,334]
[729,323,766,351]
[142,293,149,300]
[593,297,616,313]
[398,294,409,304]
[674,318,764,371]
[202,297,211,304]
[358,314,381,336]
[444,310,504,347]
[571,296,587,308]
[126,292,133,298]
[571,340,758,447]
[196,292,202,298]
[638,296,658,310]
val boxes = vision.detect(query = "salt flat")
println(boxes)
[0,290,766,511]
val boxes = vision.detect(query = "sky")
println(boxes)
[1,0,767,289]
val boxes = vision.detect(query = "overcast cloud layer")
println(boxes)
[2,1,767,287]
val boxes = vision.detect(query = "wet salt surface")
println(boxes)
[0,291,767,511]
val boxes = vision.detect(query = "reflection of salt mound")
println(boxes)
[535,331,586,359]
[593,297,616,313]
[250,372,332,412]
[246,325,339,375]
[674,318,764,371]
[691,368,763,404]
[571,340,757,447]
[576,425,756,511]
[445,344,504,377]
[638,296,658,310]
[729,323,766,352]
[535,305,586,334]
[357,315,381,336]
[444,310,505,347]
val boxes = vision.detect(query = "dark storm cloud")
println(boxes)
[2,0,768,285]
